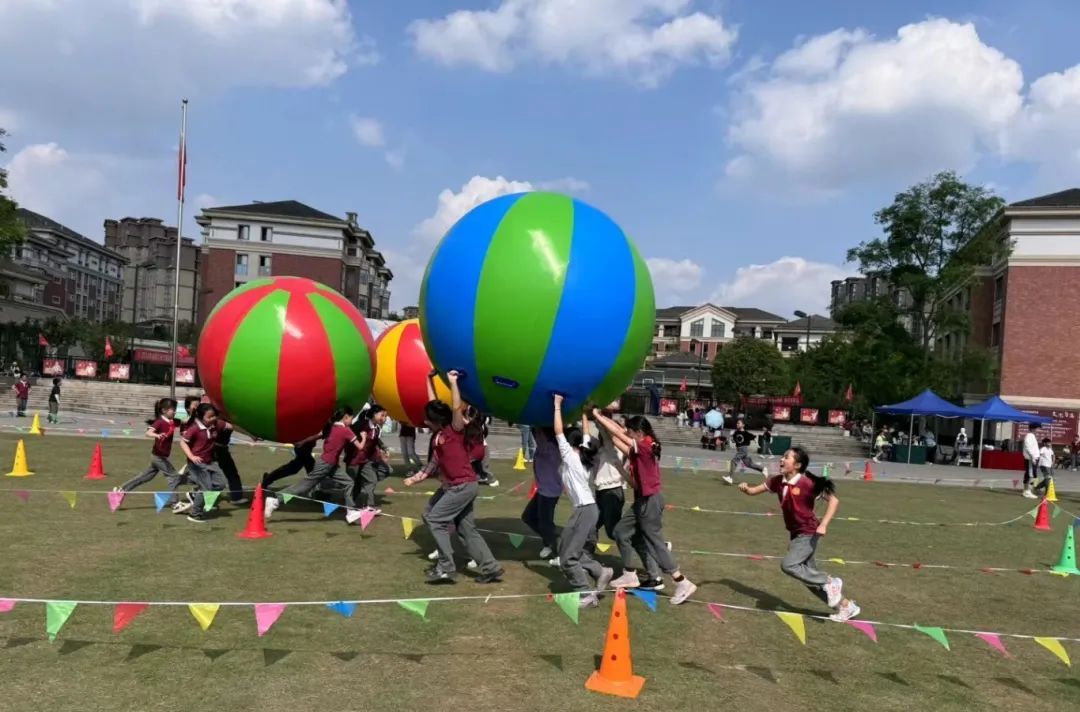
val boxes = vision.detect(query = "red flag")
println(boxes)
[844,383,854,403]
[793,381,802,397]
[104,337,114,359]
[679,377,687,392]
[178,345,190,359]
[38,334,49,347]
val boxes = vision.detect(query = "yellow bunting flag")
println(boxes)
[691,505,701,512]
[60,491,76,509]
[188,603,221,632]
[775,611,806,645]
[827,558,846,565]
[846,517,860,522]
[596,542,612,553]
[1034,637,1071,667]
[402,517,418,540]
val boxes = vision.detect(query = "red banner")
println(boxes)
[828,409,848,425]
[1016,409,1079,446]
[74,360,97,378]
[175,368,196,384]
[42,358,64,377]
[772,405,792,421]
[689,400,707,411]
[108,363,130,381]
[800,408,820,424]
[659,399,679,415]
[743,395,803,407]
[133,348,195,366]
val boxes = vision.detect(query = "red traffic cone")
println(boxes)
[1033,499,1051,531]
[83,444,106,480]
[527,481,538,500]
[237,484,273,540]
[862,460,874,481]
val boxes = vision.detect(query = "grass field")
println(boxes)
[0,431,1078,712]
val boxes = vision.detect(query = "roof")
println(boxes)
[875,389,970,418]
[17,208,126,260]
[202,200,344,223]
[651,354,710,369]
[656,306,692,319]
[1009,189,1080,209]
[964,395,1053,424]
[779,314,838,332]
[724,307,786,322]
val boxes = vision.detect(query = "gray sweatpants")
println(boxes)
[399,436,422,469]
[559,503,605,591]
[613,493,676,576]
[731,446,764,473]
[279,460,355,508]
[349,462,379,508]
[120,456,184,493]
[187,461,227,516]
[423,481,499,576]
[781,534,829,603]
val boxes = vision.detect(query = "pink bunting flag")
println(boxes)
[107,491,125,513]
[358,508,378,531]
[0,598,15,613]
[14,490,29,503]
[975,632,1010,657]
[255,604,286,637]
[707,603,724,620]
[847,620,877,642]
[384,486,396,494]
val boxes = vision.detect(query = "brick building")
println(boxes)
[195,200,392,324]
[650,304,832,360]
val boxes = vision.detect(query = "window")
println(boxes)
[993,275,1004,301]
[689,319,704,338]
[762,329,773,339]
[780,336,800,352]
[258,255,272,276]
[235,254,249,276]
[260,226,272,242]
[710,321,726,338]
[237,224,250,241]
[991,322,1001,347]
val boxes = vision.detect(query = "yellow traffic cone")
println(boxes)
[1046,478,1058,503]
[28,413,43,435]
[513,448,527,471]
[5,439,33,477]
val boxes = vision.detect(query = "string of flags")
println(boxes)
[665,502,1047,528]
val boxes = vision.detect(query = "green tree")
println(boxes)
[0,127,28,258]
[711,336,789,402]
[847,171,1005,357]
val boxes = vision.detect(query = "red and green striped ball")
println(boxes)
[419,192,654,425]
[197,276,375,443]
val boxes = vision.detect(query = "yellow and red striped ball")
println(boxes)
[373,319,451,426]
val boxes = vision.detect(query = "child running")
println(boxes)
[725,418,765,484]
[212,416,247,505]
[179,403,229,524]
[1034,437,1055,496]
[261,427,325,489]
[347,404,388,517]
[522,427,562,564]
[553,394,614,608]
[418,369,503,585]
[114,397,185,501]
[592,410,697,605]
[47,377,61,424]
[738,446,861,621]
[264,407,359,520]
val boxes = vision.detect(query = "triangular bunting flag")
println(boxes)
[153,492,169,513]
[255,604,286,637]
[507,532,525,548]
[281,493,294,505]
[358,508,377,531]
[14,490,29,503]
[327,601,357,618]
[707,603,724,620]
[1034,637,1071,666]
[203,491,221,511]
[113,603,149,633]
[914,624,950,650]
[775,611,806,645]
[107,490,125,513]
[384,486,396,494]
[827,558,846,565]
[46,601,77,641]
[397,600,430,620]
[0,598,15,613]
[322,501,340,517]
[188,603,221,631]
[691,505,701,511]
[847,620,877,642]
[402,517,418,539]
[60,491,76,509]
[553,593,579,624]
[628,589,657,611]
[596,542,612,553]
[975,632,1009,657]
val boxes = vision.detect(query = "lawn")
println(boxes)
[0,431,1078,712]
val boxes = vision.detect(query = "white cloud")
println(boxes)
[709,257,851,316]
[536,177,591,193]
[413,175,538,242]
[647,257,703,304]
[409,0,736,87]
[726,19,1024,191]
[1003,65,1080,181]
[349,116,386,148]
[383,149,405,170]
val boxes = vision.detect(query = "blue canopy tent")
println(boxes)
[873,389,972,463]
[963,396,1052,467]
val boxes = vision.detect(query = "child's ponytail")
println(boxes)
[147,397,178,426]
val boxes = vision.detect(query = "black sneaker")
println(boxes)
[186,513,208,523]
[425,567,456,585]
[474,567,505,584]
[639,578,665,591]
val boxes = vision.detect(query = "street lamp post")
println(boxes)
[793,310,811,352]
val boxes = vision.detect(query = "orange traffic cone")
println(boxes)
[527,481,538,501]
[862,460,874,481]
[83,443,106,480]
[585,589,645,699]
[1033,499,1051,531]
[237,484,272,540]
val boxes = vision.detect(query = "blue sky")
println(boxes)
[3,0,1080,316]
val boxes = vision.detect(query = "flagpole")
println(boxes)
[169,99,188,400]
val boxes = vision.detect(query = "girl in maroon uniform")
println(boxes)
[116,398,185,499]
[179,403,228,523]
[264,407,359,520]
[739,446,861,621]
[347,405,388,517]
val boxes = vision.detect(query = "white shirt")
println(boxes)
[585,422,626,491]
[556,433,595,507]
[1023,432,1040,462]
[1038,445,1055,468]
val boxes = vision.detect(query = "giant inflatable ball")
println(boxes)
[373,319,451,427]
[419,192,654,425]
[197,276,376,442]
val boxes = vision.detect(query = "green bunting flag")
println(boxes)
[46,601,77,642]
[203,491,221,511]
[914,624,950,650]
[281,493,294,505]
[397,600,430,620]
[507,533,525,549]
[553,593,579,624]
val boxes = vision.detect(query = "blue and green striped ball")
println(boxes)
[419,192,654,425]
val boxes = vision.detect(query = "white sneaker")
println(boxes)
[466,560,478,571]
[579,593,600,609]
[538,546,553,559]
[171,500,191,514]
[829,600,861,622]
[1022,488,1037,499]
[609,571,641,589]
[427,550,439,561]
[548,556,561,567]
[111,486,123,493]
[761,464,769,477]
[488,479,499,487]
[721,474,734,485]
[595,566,614,594]
[825,577,843,608]
[345,509,362,525]
[670,578,697,605]
[666,541,672,551]
[263,496,280,520]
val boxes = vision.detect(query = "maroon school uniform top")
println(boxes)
[468,436,485,463]
[765,474,821,537]
[182,420,217,463]
[348,420,379,467]
[13,382,29,399]
[214,420,233,447]
[150,417,179,458]
[434,427,476,487]
[321,422,357,466]
[627,436,661,497]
